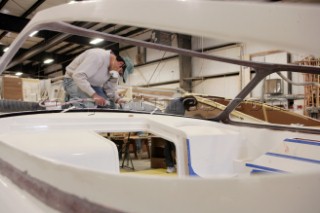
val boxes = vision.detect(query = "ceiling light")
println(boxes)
[44,58,54,64]
[1,9,10,14]
[90,38,104,45]
[29,31,39,37]
[68,1,77,4]
[15,72,23,76]
[3,47,9,52]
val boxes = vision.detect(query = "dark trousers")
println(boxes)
[164,141,175,167]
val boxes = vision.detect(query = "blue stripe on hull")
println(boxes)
[284,138,320,146]
[265,152,320,164]
[245,163,286,174]
[186,139,198,176]
[246,138,320,175]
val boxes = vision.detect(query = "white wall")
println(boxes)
[193,76,240,99]
[124,36,243,98]
[120,34,318,101]
[125,57,179,87]
[192,46,241,77]
[190,45,242,98]
[250,52,289,99]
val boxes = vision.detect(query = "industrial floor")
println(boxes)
[119,152,177,177]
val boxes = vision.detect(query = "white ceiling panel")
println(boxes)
[26,0,70,18]
[0,0,34,16]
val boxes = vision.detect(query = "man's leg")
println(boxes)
[63,78,95,108]
[164,141,175,171]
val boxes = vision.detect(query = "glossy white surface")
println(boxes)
[0,112,319,177]
[0,175,58,213]
[23,0,320,55]
[0,130,119,173]
[0,112,319,213]
[1,1,320,73]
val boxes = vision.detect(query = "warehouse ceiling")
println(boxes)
[0,0,318,78]
[0,0,150,78]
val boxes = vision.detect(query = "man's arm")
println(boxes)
[71,51,104,97]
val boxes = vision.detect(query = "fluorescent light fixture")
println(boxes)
[90,38,104,45]
[15,72,23,76]
[44,58,54,64]
[1,9,10,15]
[3,47,9,52]
[29,31,39,37]
[68,1,76,4]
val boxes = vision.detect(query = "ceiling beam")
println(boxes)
[0,14,96,46]
[0,8,147,77]
[22,0,46,18]
[53,27,146,57]
[7,22,95,70]
[0,0,46,40]
[108,26,131,34]
[0,13,29,33]
[95,24,116,32]
[0,43,77,65]
[0,0,9,10]
[53,43,76,54]
[0,13,146,49]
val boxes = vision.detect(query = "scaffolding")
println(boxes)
[298,57,320,118]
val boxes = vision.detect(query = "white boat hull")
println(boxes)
[0,112,319,213]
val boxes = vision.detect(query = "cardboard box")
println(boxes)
[150,137,166,168]
[2,76,23,100]
[151,157,166,169]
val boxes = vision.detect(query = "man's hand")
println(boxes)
[116,98,127,104]
[92,93,108,106]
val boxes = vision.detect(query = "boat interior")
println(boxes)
[98,131,178,176]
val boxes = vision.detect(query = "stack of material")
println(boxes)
[1,76,41,102]
[0,76,44,113]
[1,76,23,101]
